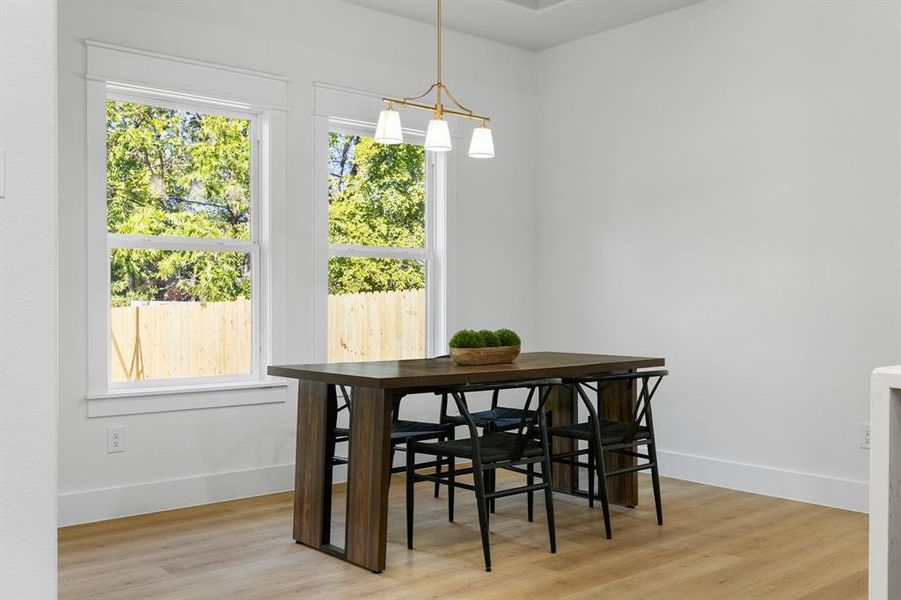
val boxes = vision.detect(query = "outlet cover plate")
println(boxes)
[107,425,125,453]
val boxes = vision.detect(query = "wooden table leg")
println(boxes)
[547,383,577,494]
[293,380,336,547]
[601,377,638,507]
[345,386,393,572]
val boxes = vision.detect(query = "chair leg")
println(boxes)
[536,403,556,555]
[436,427,455,497]
[433,438,443,499]
[541,456,557,554]
[484,477,490,528]
[448,453,455,522]
[486,422,496,515]
[592,440,613,540]
[587,447,595,508]
[527,462,534,522]
[406,446,415,549]
[649,442,663,526]
[488,470,496,514]
[472,462,492,572]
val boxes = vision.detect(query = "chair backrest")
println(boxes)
[338,384,352,414]
[570,370,668,443]
[444,378,561,462]
[438,378,554,418]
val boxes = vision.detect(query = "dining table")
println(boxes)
[268,351,666,572]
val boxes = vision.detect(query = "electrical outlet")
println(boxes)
[107,425,125,453]
[860,423,870,450]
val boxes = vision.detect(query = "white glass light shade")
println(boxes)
[374,108,403,144]
[425,118,452,152]
[468,125,495,158]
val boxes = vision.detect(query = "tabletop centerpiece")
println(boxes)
[448,328,521,366]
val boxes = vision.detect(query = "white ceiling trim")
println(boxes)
[499,0,571,14]
[344,0,705,52]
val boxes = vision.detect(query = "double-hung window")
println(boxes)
[103,93,262,388]
[325,120,445,362]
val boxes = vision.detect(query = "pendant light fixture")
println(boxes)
[374,0,494,158]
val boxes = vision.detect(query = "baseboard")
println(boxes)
[658,449,868,513]
[58,463,295,527]
[58,450,868,527]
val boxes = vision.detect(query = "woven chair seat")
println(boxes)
[444,407,536,431]
[410,431,544,464]
[334,419,453,441]
[551,420,650,445]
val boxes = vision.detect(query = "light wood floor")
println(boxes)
[59,474,867,599]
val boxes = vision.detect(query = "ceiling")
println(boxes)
[345,0,704,52]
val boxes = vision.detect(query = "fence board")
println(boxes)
[109,299,251,382]
[328,288,425,363]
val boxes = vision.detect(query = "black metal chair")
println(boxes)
[549,370,668,539]
[438,385,545,509]
[332,385,454,480]
[405,379,559,572]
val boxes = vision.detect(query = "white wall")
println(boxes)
[0,0,59,596]
[57,0,901,525]
[58,0,538,524]
[535,0,901,511]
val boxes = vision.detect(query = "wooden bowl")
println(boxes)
[450,346,521,366]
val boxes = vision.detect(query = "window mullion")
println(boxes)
[328,244,429,260]
[108,233,256,253]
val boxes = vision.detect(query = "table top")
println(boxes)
[267,351,665,390]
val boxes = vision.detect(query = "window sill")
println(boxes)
[86,379,290,417]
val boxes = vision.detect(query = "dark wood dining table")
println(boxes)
[268,351,665,572]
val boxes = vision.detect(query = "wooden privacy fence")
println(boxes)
[328,288,425,363]
[110,299,252,382]
[110,290,424,381]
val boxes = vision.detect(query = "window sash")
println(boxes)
[105,242,261,390]
[104,96,263,389]
[105,94,261,245]
[325,122,437,360]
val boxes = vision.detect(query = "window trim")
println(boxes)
[319,118,447,361]
[85,42,287,403]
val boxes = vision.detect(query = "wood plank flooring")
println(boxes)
[58,474,867,599]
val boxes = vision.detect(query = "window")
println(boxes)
[85,43,286,410]
[326,125,443,362]
[104,97,261,387]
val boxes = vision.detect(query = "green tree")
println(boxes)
[107,103,426,303]
[106,100,251,305]
[327,133,426,294]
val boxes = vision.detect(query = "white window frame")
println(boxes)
[322,118,447,360]
[103,92,263,391]
[84,41,288,406]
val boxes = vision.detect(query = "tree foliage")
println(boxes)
[106,102,427,305]
[327,133,426,294]
[107,100,251,306]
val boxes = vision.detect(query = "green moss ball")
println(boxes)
[478,329,502,347]
[495,328,521,347]
[449,329,486,348]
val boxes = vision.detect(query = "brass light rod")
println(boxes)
[382,97,491,123]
